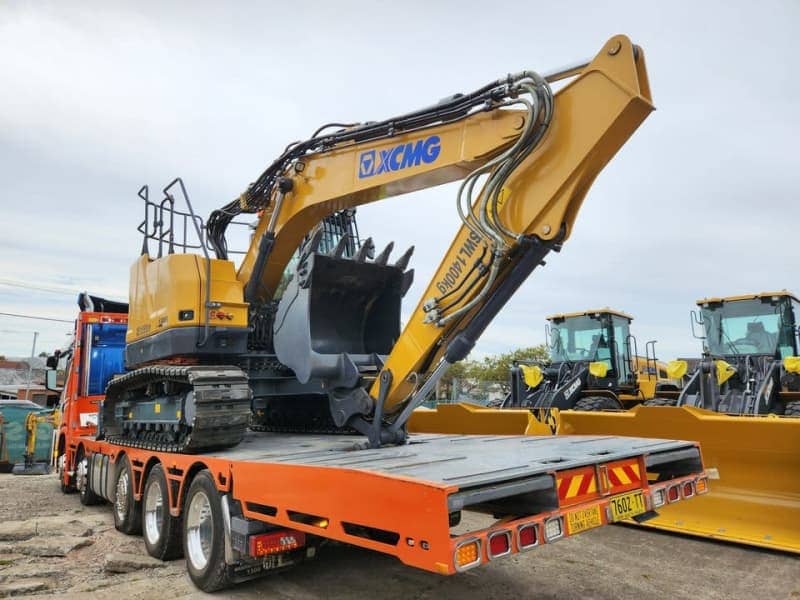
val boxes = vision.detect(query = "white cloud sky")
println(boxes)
[1,0,798,362]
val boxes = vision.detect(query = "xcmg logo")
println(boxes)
[358,135,441,179]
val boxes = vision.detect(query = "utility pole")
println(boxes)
[25,331,38,401]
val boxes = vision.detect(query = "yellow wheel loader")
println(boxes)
[501,308,673,411]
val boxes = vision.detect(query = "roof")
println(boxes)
[696,290,799,305]
[546,308,633,321]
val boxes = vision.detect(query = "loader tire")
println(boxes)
[784,401,800,418]
[573,396,622,411]
[643,397,678,407]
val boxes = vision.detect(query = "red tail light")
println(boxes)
[517,524,539,550]
[487,531,511,558]
[667,485,680,503]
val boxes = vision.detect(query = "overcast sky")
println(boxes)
[1,1,797,363]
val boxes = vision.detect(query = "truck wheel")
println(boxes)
[58,452,76,494]
[143,464,183,560]
[784,401,800,418]
[573,396,621,411]
[76,450,100,506]
[113,455,142,535]
[183,469,231,592]
[643,397,678,407]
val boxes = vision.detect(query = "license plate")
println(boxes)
[608,491,646,521]
[566,505,603,535]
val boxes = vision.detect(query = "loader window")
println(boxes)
[611,316,632,383]
[702,299,782,357]
[550,315,609,365]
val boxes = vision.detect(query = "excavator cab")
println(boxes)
[670,292,800,415]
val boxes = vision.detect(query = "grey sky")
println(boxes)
[1,1,798,362]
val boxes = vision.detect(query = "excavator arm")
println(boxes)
[230,35,652,444]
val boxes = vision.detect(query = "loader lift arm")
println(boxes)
[231,35,653,444]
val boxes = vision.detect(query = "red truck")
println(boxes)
[52,297,708,591]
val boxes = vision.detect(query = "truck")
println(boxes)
[56,300,708,591]
[53,36,708,591]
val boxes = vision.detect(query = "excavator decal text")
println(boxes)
[358,135,441,179]
[435,231,483,294]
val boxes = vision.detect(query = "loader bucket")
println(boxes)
[559,406,800,554]
[409,403,555,436]
[274,242,413,389]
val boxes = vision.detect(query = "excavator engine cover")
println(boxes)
[274,241,413,390]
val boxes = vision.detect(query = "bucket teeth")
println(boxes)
[300,229,324,264]
[401,269,414,296]
[332,233,351,258]
[394,246,414,271]
[356,237,375,262]
[374,241,394,266]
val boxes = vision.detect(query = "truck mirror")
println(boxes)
[45,369,58,391]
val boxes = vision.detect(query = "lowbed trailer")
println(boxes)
[63,429,707,591]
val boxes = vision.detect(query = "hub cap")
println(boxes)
[186,490,213,571]
[115,469,130,522]
[144,480,164,545]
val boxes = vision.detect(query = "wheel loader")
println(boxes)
[501,308,673,411]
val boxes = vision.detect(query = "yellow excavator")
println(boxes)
[413,292,800,553]
[97,35,654,452]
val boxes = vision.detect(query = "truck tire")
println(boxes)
[643,397,678,407]
[143,464,183,560]
[183,469,232,592]
[573,396,621,411]
[784,401,800,418]
[113,454,142,535]
[76,450,100,506]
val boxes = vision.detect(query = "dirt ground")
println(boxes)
[0,473,797,599]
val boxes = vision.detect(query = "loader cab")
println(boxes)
[697,292,799,359]
[547,309,633,387]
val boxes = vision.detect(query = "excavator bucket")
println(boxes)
[274,234,414,390]
[558,406,800,554]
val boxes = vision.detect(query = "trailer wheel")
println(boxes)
[183,469,231,592]
[113,455,142,535]
[643,397,678,407]
[784,401,800,418]
[573,396,621,411]
[143,464,183,560]
[76,450,100,506]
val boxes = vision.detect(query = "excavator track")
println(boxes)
[103,365,251,453]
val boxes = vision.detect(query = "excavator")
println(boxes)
[98,34,655,453]
[414,292,800,553]
[501,308,673,411]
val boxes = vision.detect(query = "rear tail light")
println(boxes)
[652,487,666,508]
[544,517,564,542]
[667,485,680,503]
[516,523,539,551]
[695,477,708,494]
[681,481,694,499]
[454,539,481,571]
[249,530,305,557]
[487,530,511,559]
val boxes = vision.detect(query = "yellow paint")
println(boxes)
[567,474,584,498]
[520,364,543,388]
[715,360,737,385]
[667,360,689,380]
[154,403,161,414]
[784,356,800,374]
[589,361,609,378]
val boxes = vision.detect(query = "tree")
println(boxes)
[38,352,48,358]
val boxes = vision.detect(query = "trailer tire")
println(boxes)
[573,396,621,411]
[183,469,231,592]
[643,397,678,407]
[784,401,800,418]
[76,450,100,506]
[143,464,183,560]
[113,455,142,535]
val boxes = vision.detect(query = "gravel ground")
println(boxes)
[0,473,797,599]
